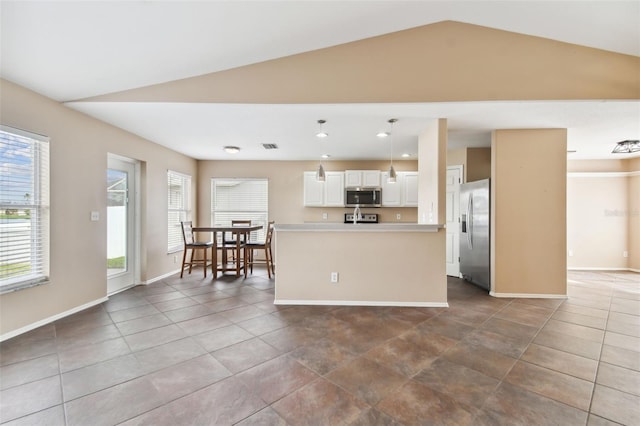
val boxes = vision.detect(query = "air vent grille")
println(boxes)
[262,143,278,150]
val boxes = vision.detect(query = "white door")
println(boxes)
[107,156,138,294]
[446,166,462,277]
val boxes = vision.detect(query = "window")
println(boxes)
[167,170,191,253]
[0,126,50,293]
[211,179,268,242]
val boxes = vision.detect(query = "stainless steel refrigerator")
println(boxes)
[460,179,490,291]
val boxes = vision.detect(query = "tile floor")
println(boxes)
[1,269,638,425]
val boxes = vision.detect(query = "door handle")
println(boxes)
[467,195,473,249]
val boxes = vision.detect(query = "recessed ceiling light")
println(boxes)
[401,153,411,158]
[377,132,389,138]
[223,146,240,154]
[321,154,331,159]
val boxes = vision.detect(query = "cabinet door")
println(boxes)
[303,171,324,206]
[362,170,381,187]
[402,172,419,206]
[324,172,345,206]
[344,171,362,187]
[381,171,401,206]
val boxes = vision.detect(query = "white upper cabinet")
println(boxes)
[303,171,345,207]
[345,170,381,187]
[324,172,345,206]
[303,172,325,206]
[381,171,402,206]
[402,172,419,206]
[304,170,416,207]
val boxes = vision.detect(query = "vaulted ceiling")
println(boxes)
[1,1,638,160]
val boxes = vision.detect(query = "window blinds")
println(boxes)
[0,126,50,292]
[167,170,191,252]
[211,179,268,242]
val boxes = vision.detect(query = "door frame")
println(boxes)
[107,153,141,295]
[446,165,463,277]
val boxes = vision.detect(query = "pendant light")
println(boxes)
[315,119,328,181]
[387,119,398,183]
[316,119,328,138]
[612,139,640,153]
[316,159,326,182]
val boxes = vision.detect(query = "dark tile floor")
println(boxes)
[1,269,638,425]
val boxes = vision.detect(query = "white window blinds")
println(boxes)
[0,126,50,293]
[211,179,268,242]
[167,170,191,252]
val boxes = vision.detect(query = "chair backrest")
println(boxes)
[265,221,275,245]
[231,220,251,226]
[181,221,195,245]
[229,220,251,242]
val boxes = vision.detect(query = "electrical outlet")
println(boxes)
[396,213,401,220]
[173,255,178,263]
[330,272,339,283]
[90,211,99,221]
[623,251,629,258]
[322,212,328,220]
[568,249,574,257]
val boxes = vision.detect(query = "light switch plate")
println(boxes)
[90,211,99,221]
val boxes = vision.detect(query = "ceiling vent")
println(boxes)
[262,143,279,150]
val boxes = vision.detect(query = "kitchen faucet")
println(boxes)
[353,205,363,224]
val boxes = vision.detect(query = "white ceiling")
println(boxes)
[1,1,639,160]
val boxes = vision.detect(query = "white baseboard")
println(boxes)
[630,268,640,273]
[141,269,181,285]
[568,267,632,271]
[274,299,449,308]
[1,296,109,342]
[490,292,567,299]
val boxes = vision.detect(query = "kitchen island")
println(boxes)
[273,223,447,307]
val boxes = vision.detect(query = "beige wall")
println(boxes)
[418,119,446,224]
[275,229,446,305]
[467,148,491,182]
[446,147,491,183]
[0,79,197,337]
[86,21,640,104]
[567,159,632,173]
[196,160,419,226]
[566,158,639,271]
[491,129,567,296]
[567,176,629,269]
[630,171,640,271]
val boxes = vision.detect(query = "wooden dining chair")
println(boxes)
[246,221,275,278]
[180,221,213,278]
[223,220,251,262]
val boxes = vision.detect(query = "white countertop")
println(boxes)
[274,223,444,232]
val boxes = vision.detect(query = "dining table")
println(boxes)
[193,224,262,279]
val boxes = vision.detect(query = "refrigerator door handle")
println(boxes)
[466,195,472,249]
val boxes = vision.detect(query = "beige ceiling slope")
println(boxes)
[79,21,640,104]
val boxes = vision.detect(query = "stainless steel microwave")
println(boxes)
[345,187,382,207]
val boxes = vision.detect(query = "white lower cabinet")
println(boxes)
[303,171,345,207]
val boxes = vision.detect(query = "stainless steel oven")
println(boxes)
[345,187,382,207]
